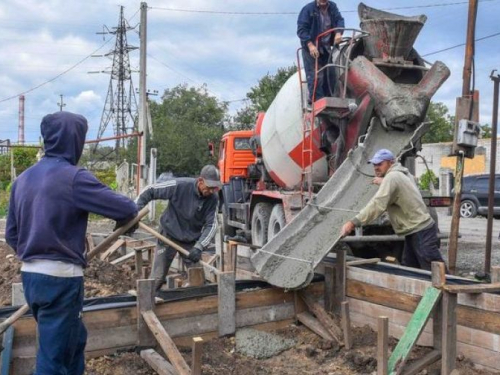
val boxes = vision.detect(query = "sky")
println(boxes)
[0,0,499,144]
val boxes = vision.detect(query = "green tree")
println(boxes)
[421,102,454,144]
[233,65,298,130]
[481,124,492,139]
[419,169,438,191]
[149,84,227,176]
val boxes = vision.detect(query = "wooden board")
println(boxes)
[100,239,125,261]
[388,287,442,374]
[142,310,191,375]
[297,311,334,341]
[299,292,342,342]
[444,283,500,294]
[140,349,177,375]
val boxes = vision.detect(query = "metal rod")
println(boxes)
[485,71,500,274]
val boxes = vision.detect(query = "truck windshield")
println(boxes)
[234,137,251,150]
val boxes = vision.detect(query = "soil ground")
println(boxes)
[1,215,499,374]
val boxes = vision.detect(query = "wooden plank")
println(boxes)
[444,283,500,294]
[296,311,334,341]
[347,258,381,267]
[324,264,335,313]
[137,279,156,347]
[100,238,126,261]
[187,267,205,287]
[142,310,191,375]
[140,349,177,375]
[377,316,389,375]
[191,337,203,375]
[431,262,446,289]
[388,287,442,374]
[218,272,236,337]
[403,350,441,375]
[334,249,346,314]
[111,250,137,265]
[299,292,342,342]
[442,292,458,375]
[347,279,500,336]
[341,301,352,350]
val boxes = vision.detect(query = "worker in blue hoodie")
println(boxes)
[297,0,345,104]
[5,111,138,375]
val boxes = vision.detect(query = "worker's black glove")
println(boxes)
[114,220,138,236]
[188,247,202,263]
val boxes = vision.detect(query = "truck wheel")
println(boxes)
[251,203,272,247]
[221,203,236,238]
[460,200,477,218]
[268,204,286,242]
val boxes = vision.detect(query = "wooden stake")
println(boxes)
[431,262,446,289]
[218,272,236,337]
[341,301,353,349]
[442,291,458,374]
[187,267,205,287]
[296,311,334,341]
[135,249,144,276]
[492,266,500,283]
[299,292,342,342]
[431,262,445,352]
[324,264,335,313]
[191,337,203,375]
[142,310,191,375]
[334,249,346,314]
[377,316,389,375]
[136,279,155,347]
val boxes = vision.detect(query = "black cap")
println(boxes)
[200,165,222,188]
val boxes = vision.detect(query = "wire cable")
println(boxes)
[150,0,499,15]
[0,37,115,104]
[423,31,500,57]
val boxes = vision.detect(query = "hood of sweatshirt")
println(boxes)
[387,162,411,177]
[41,111,88,166]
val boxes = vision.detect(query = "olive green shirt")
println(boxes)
[352,163,433,235]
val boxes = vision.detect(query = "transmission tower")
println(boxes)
[93,6,138,151]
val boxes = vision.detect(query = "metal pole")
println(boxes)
[485,71,500,274]
[138,2,148,190]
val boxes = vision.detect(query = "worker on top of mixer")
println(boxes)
[340,149,447,271]
[297,0,345,104]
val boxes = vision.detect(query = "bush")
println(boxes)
[419,170,438,191]
[0,190,9,218]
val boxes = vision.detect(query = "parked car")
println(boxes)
[459,174,500,218]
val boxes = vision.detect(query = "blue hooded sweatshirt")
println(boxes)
[5,111,138,267]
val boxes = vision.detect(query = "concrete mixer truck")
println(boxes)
[218,3,451,265]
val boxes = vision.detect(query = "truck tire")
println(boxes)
[268,204,286,242]
[251,203,272,247]
[221,203,236,238]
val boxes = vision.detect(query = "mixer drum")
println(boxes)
[260,71,328,190]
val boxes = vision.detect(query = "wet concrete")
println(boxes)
[251,120,425,289]
[235,328,296,359]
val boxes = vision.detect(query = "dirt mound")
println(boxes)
[86,352,155,375]
[0,242,138,306]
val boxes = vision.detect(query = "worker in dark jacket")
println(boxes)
[297,0,345,103]
[136,165,221,291]
[5,111,138,375]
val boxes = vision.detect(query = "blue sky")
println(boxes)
[0,0,499,144]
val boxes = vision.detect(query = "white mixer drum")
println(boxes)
[260,71,328,190]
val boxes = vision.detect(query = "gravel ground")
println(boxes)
[437,210,500,276]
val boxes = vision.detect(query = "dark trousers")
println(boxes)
[302,48,336,103]
[22,272,87,375]
[151,234,199,291]
[402,222,446,271]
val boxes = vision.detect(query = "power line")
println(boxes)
[423,31,500,57]
[150,0,499,15]
[0,37,115,104]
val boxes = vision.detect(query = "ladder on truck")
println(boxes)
[297,28,368,206]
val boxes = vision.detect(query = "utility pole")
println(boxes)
[448,0,479,274]
[18,95,25,145]
[57,94,66,112]
[138,2,148,190]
